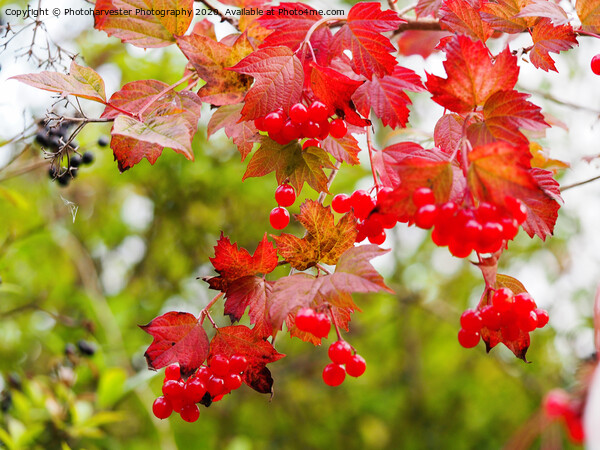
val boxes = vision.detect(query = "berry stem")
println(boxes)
[328,305,343,341]
[315,264,332,275]
[561,174,600,191]
[199,292,224,325]
[317,161,342,204]
[366,127,380,190]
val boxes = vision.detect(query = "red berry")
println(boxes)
[415,204,437,229]
[289,103,308,124]
[448,237,473,258]
[350,190,376,220]
[180,403,200,423]
[281,120,301,143]
[308,101,329,122]
[457,329,480,348]
[460,309,483,333]
[295,308,316,331]
[152,396,173,419]
[302,138,320,149]
[478,222,504,252]
[210,354,230,377]
[224,373,243,392]
[254,116,267,132]
[207,376,225,397]
[275,184,296,207]
[500,217,519,240]
[345,354,366,377]
[318,120,330,139]
[314,313,331,338]
[535,308,549,328]
[264,111,285,134]
[322,363,346,386]
[476,202,499,222]
[517,310,538,332]
[162,380,184,398]
[492,287,514,312]
[505,196,528,224]
[480,305,502,330]
[229,355,248,374]
[373,212,397,229]
[184,378,206,403]
[170,396,185,413]
[303,121,321,138]
[332,193,352,214]
[565,413,585,444]
[270,207,290,229]
[164,363,180,381]
[592,54,600,75]
[543,389,571,418]
[463,219,482,243]
[368,229,386,245]
[194,366,210,383]
[328,341,353,364]
[513,293,536,315]
[412,187,435,207]
[329,119,347,139]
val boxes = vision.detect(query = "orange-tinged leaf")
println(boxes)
[208,325,284,394]
[397,30,453,58]
[205,233,278,292]
[425,35,519,113]
[273,200,358,271]
[529,142,569,172]
[515,0,570,26]
[207,104,260,161]
[480,0,532,33]
[529,18,578,72]
[140,311,209,377]
[229,46,304,120]
[320,134,361,165]
[330,2,404,80]
[576,0,600,33]
[94,0,193,48]
[177,33,253,105]
[439,0,493,42]
[243,137,334,194]
[224,277,274,338]
[11,60,106,103]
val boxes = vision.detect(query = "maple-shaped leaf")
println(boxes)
[177,33,253,105]
[529,18,578,72]
[310,63,369,127]
[224,277,274,338]
[11,60,106,103]
[205,233,278,292]
[207,104,260,161]
[140,311,209,377]
[439,0,493,42]
[243,137,334,194]
[515,0,570,26]
[330,2,404,80]
[479,0,531,33]
[229,46,304,120]
[208,325,284,394]
[273,200,358,271]
[320,134,361,165]
[270,245,392,331]
[353,66,425,129]
[425,35,519,113]
[467,90,548,147]
[397,30,453,58]
[576,0,600,33]
[94,0,193,48]
[258,3,331,51]
[467,142,562,240]
[416,0,444,17]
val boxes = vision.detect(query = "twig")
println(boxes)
[522,86,600,115]
[199,292,224,325]
[397,2,417,17]
[317,161,342,204]
[561,174,600,191]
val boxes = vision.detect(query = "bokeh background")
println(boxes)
[1,0,600,448]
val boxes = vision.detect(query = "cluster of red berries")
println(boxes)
[295,307,331,338]
[543,389,585,444]
[411,188,528,257]
[270,183,296,229]
[254,101,348,146]
[322,340,367,386]
[331,188,397,245]
[152,355,248,421]
[457,288,549,348]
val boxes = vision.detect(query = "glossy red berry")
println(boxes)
[254,116,267,132]
[345,354,366,377]
[328,341,353,364]
[415,204,437,229]
[457,329,480,348]
[295,308,316,331]
[264,111,285,134]
[368,230,386,245]
[224,373,243,391]
[207,376,225,397]
[322,363,346,386]
[275,184,296,207]
[513,293,536,315]
[412,187,435,207]
[194,366,210,383]
[303,121,321,138]
[162,380,184,398]
[460,309,482,333]
[289,103,308,124]
[505,196,527,224]
[314,313,331,338]
[210,355,230,377]
[518,310,538,332]
[270,207,290,229]
[302,138,320,149]
[480,305,502,330]
[332,193,352,214]
[329,119,347,139]
[308,101,329,122]
[281,120,301,142]
[592,54,600,75]
[535,308,549,328]
[350,190,376,220]
[229,355,248,373]
[492,288,514,312]
[164,363,180,381]
[180,403,200,423]
[184,378,206,403]
[152,396,173,419]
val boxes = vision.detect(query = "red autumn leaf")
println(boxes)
[207,104,260,161]
[224,277,274,338]
[397,30,453,58]
[439,0,493,42]
[467,142,562,240]
[273,200,358,271]
[353,66,425,129]
[205,233,278,292]
[425,35,519,113]
[140,311,209,377]
[576,0,600,33]
[467,90,549,147]
[229,46,304,120]
[515,0,570,26]
[310,63,369,127]
[270,245,392,331]
[416,0,444,17]
[529,18,578,72]
[94,0,193,48]
[208,325,285,394]
[11,60,106,103]
[320,134,361,165]
[330,2,404,80]
[434,114,464,153]
[479,0,531,33]
[177,33,254,105]
[243,137,334,194]
[258,2,331,51]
